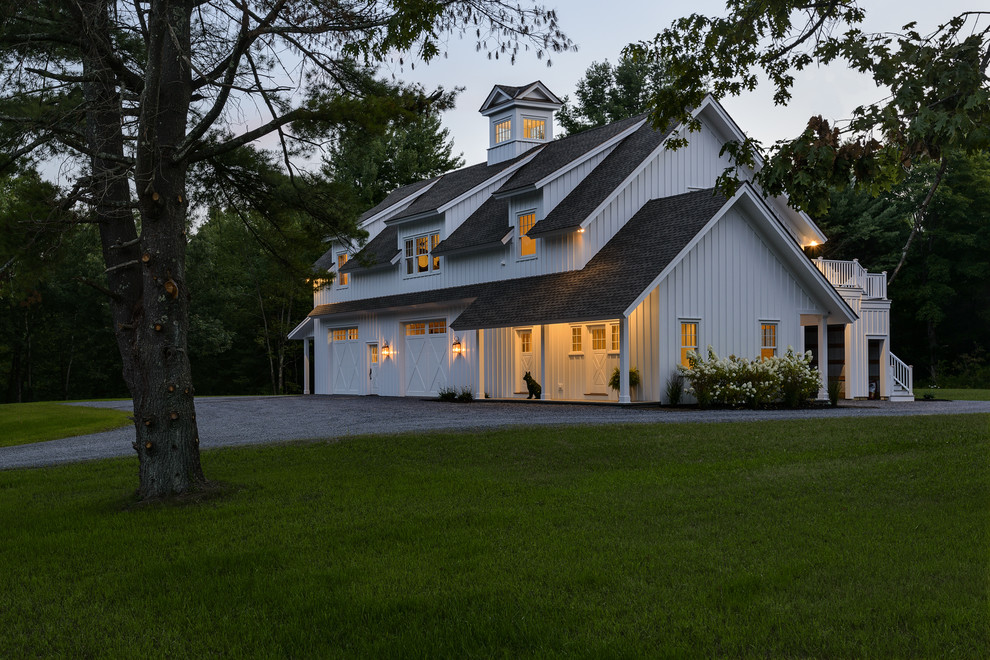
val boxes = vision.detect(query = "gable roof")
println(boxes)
[479,81,562,114]
[338,224,400,273]
[528,118,677,237]
[431,196,510,256]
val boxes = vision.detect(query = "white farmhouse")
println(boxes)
[289,82,914,403]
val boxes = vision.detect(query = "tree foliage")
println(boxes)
[629,3,990,281]
[0,0,573,498]
[557,49,667,135]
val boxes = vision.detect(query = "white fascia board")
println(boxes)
[517,81,563,105]
[359,178,440,229]
[435,147,543,214]
[479,88,514,113]
[287,316,314,341]
[529,119,646,192]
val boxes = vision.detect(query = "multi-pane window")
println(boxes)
[518,212,536,257]
[591,327,606,351]
[571,326,583,353]
[312,278,330,292]
[331,327,357,342]
[681,321,698,367]
[611,324,620,352]
[495,119,511,143]
[761,323,777,359]
[406,323,426,336]
[520,330,532,354]
[404,232,441,276]
[369,344,378,364]
[428,320,446,335]
[336,253,349,286]
[523,118,545,140]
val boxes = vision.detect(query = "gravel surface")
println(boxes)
[3,395,989,470]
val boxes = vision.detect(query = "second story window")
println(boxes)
[523,118,545,140]
[518,212,536,258]
[336,253,349,286]
[495,118,511,144]
[404,232,441,276]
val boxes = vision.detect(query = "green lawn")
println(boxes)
[1,415,987,656]
[0,401,131,448]
[916,388,990,401]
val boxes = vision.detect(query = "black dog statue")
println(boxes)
[523,371,542,400]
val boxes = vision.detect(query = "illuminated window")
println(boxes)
[405,323,426,336]
[347,328,358,341]
[369,344,378,364]
[761,323,777,359]
[680,321,698,367]
[611,324,620,352]
[404,232,441,276]
[312,278,330,291]
[591,327,606,351]
[520,330,532,354]
[571,327,582,353]
[332,329,346,342]
[523,118,546,140]
[495,118,511,143]
[428,320,446,335]
[518,212,536,257]
[336,253,349,286]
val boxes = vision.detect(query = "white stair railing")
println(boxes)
[814,258,866,289]
[889,352,913,394]
[865,272,887,299]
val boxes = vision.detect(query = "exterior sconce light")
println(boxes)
[381,342,392,358]
[452,337,463,356]
[577,227,585,233]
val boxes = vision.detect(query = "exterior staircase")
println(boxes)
[888,352,915,401]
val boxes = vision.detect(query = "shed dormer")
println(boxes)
[480,82,562,165]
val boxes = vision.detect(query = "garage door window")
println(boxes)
[332,327,357,341]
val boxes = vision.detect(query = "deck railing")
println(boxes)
[889,352,913,394]
[813,258,887,299]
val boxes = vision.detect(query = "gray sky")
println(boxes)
[385,0,976,166]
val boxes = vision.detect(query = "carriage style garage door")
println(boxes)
[330,327,362,395]
[404,320,449,397]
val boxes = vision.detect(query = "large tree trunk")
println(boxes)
[82,0,205,498]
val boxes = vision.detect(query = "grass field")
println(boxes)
[1,415,987,656]
[915,388,990,401]
[0,401,131,448]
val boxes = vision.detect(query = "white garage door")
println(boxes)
[404,320,449,397]
[330,327,363,395]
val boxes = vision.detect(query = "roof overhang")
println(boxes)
[287,316,314,341]
[479,81,562,116]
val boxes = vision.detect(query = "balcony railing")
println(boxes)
[813,258,887,299]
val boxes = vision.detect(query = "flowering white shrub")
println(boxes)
[678,346,820,409]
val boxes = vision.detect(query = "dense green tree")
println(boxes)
[819,150,990,384]
[0,1,572,498]
[557,49,667,135]
[325,103,464,209]
[630,3,989,283]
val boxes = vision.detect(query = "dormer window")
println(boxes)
[494,118,512,144]
[404,232,441,276]
[523,118,545,140]
[336,252,349,286]
[518,211,536,258]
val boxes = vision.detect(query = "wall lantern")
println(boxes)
[452,336,463,356]
[381,342,392,359]
[577,227,585,234]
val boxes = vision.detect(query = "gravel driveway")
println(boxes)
[3,395,989,470]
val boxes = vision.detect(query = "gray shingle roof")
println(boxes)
[338,225,399,273]
[309,283,489,318]
[528,119,677,237]
[450,188,728,330]
[431,196,510,256]
[496,114,645,195]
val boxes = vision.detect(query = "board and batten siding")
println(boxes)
[657,206,823,380]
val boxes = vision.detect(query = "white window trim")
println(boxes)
[679,318,701,366]
[568,325,584,356]
[402,230,442,279]
[516,209,538,261]
[520,114,547,141]
[608,323,620,354]
[493,115,512,144]
[760,319,780,357]
[335,251,350,288]
[517,327,534,355]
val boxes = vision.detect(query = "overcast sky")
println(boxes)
[380,0,975,166]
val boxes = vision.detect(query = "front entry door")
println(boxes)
[588,325,608,395]
[368,343,379,395]
[516,328,533,395]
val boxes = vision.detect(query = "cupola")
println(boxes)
[479,82,562,165]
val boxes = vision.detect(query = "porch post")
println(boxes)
[477,329,485,399]
[303,337,311,395]
[540,325,548,400]
[619,315,631,404]
[817,315,828,400]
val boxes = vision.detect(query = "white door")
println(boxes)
[368,343,380,395]
[516,328,533,395]
[588,325,608,395]
[331,327,362,395]
[404,320,449,396]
